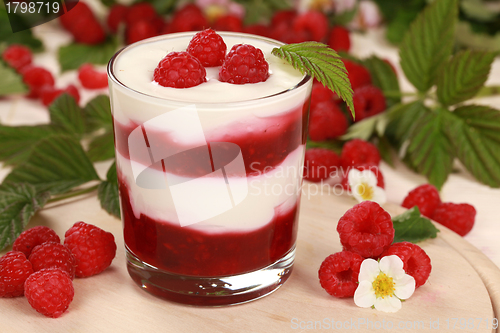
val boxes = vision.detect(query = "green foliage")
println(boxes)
[0,61,27,96]
[393,207,440,243]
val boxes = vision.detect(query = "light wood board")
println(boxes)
[0,188,498,333]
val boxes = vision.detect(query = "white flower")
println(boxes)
[349,0,382,30]
[347,168,386,205]
[354,255,416,313]
[195,0,245,21]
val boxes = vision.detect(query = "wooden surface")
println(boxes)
[0,185,498,333]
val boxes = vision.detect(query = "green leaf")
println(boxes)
[405,108,455,189]
[393,207,439,243]
[83,95,113,133]
[87,131,115,162]
[0,182,50,251]
[49,93,85,137]
[376,135,394,168]
[0,125,60,166]
[330,4,358,26]
[271,42,354,117]
[437,50,497,106]
[362,55,401,107]
[0,60,28,96]
[385,101,428,149]
[58,38,119,72]
[0,9,43,52]
[144,0,177,15]
[443,105,500,187]
[399,0,458,92]
[341,113,387,141]
[5,135,100,194]
[306,139,343,155]
[98,162,120,218]
[456,21,500,52]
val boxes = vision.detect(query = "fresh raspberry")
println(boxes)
[170,4,208,32]
[271,21,308,44]
[303,148,341,182]
[125,2,157,26]
[70,16,106,45]
[431,203,476,236]
[341,164,385,191]
[22,66,55,99]
[293,11,329,41]
[402,184,441,218]
[187,29,227,67]
[2,44,32,72]
[59,2,92,31]
[340,139,381,169]
[381,242,431,288]
[0,251,33,297]
[126,20,158,45]
[342,59,371,90]
[41,84,80,106]
[318,251,364,298]
[106,4,128,33]
[78,64,108,89]
[337,201,394,258]
[29,242,76,279]
[219,44,269,84]
[243,24,269,37]
[13,226,61,257]
[308,100,348,141]
[212,14,243,32]
[153,52,207,88]
[328,26,351,52]
[350,85,386,121]
[310,82,335,110]
[24,268,74,318]
[271,10,297,27]
[64,221,116,278]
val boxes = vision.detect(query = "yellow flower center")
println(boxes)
[309,0,330,11]
[205,5,227,23]
[357,182,374,200]
[372,272,395,299]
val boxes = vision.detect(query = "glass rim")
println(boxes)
[107,31,312,106]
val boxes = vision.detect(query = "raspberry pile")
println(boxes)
[318,201,432,298]
[0,222,116,318]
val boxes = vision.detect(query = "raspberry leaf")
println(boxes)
[0,61,28,96]
[83,95,113,133]
[49,93,85,137]
[399,0,457,92]
[98,162,120,218]
[436,50,497,107]
[58,38,119,72]
[0,182,50,251]
[271,42,354,117]
[385,101,429,150]
[361,56,401,107]
[392,207,439,244]
[87,131,115,162]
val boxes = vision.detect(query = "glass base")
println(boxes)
[126,246,295,306]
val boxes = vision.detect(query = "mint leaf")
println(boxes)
[399,0,457,92]
[437,50,497,106]
[5,135,100,194]
[87,131,115,162]
[406,108,454,190]
[362,55,401,107]
[443,105,500,187]
[0,61,28,96]
[49,93,85,137]
[393,207,439,243]
[58,38,119,72]
[0,182,50,251]
[98,162,120,218]
[0,125,60,166]
[83,95,113,133]
[271,42,354,116]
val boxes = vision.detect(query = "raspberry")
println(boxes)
[328,26,351,52]
[310,82,335,110]
[106,4,128,33]
[170,4,208,33]
[342,59,371,90]
[243,24,269,37]
[431,203,476,236]
[381,242,431,288]
[337,201,394,258]
[70,16,106,45]
[2,44,32,72]
[271,21,308,44]
[212,15,243,32]
[350,86,386,121]
[318,251,364,298]
[293,11,329,41]
[303,148,341,182]
[308,100,348,141]
[341,164,385,191]
[78,64,108,89]
[125,3,157,26]
[64,221,116,278]
[59,2,92,31]
[187,29,227,67]
[340,139,381,169]
[271,10,297,27]
[41,84,80,106]
[153,52,207,88]
[29,242,76,279]
[22,66,55,99]
[13,226,61,257]
[402,184,441,218]
[24,268,74,318]
[0,251,33,297]
[219,44,269,84]
[126,20,158,45]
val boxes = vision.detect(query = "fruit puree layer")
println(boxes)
[109,32,311,277]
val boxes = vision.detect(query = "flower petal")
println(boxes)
[371,186,387,205]
[379,255,405,279]
[354,280,376,308]
[347,169,363,187]
[374,296,402,313]
[358,258,380,282]
[394,274,416,300]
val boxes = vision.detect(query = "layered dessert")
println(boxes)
[108,32,312,279]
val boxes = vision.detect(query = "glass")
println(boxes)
[107,32,312,305]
